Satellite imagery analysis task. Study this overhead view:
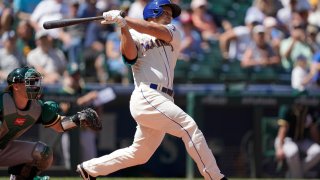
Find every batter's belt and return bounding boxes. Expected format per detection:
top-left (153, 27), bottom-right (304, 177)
top-left (139, 82), bottom-right (174, 97)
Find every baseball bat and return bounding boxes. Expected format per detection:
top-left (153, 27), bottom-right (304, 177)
top-left (43, 16), bottom-right (103, 29)
top-left (43, 11), bottom-right (126, 29)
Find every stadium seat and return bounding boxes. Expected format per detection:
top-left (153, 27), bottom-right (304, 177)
top-left (249, 67), bottom-right (277, 84)
top-left (174, 60), bottom-right (190, 83)
top-left (188, 63), bottom-right (218, 83)
top-left (219, 60), bottom-right (248, 82)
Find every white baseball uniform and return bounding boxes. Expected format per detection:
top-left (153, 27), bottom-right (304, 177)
top-left (81, 24), bottom-right (225, 180)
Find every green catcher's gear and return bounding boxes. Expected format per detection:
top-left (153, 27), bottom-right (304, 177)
top-left (7, 67), bottom-right (29, 85)
top-left (6, 67), bottom-right (43, 99)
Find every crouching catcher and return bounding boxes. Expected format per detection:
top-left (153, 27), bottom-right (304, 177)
top-left (0, 67), bottom-right (102, 180)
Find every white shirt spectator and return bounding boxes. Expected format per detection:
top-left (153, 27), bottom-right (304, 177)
top-left (30, 0), bottom-right (69, 38)
top-left (229, 26), bottom-right (252, 61)
top-left (291, 62), bottom-right (309, 91)
top-left (127, 0), bottom-right (147, 19)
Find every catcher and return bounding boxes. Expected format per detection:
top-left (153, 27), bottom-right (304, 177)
top-left (0, 67), bottom-right (102, 180)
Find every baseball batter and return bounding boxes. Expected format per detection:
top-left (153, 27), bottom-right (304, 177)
top-left (0, 67), bottom-right (101, 180)
top-left (77, 1), bottom-right (227, 180)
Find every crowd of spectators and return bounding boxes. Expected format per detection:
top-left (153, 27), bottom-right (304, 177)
top-left (0, 0), bottom-right (320, 93)
top-left (0, 0), bottom-right (320, 176)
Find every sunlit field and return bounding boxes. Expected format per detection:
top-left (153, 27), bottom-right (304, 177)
top-left (0, 178), bottom-right (317, 180)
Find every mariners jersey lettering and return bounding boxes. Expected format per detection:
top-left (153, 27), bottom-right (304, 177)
top-left (130, 24), bottom-right (181, 89)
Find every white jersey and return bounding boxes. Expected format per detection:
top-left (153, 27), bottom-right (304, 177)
top-left (129, 24), bottom-right (181, 89)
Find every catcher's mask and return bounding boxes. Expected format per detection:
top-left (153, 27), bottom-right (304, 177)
top-left (7, 67), bottom-right (43, 99)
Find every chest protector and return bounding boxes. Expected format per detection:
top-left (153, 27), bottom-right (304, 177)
top-left (0, 93), bottom-right (41, 149)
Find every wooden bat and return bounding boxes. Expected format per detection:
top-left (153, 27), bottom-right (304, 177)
top-left (43, 11), bottom-right (126, 29)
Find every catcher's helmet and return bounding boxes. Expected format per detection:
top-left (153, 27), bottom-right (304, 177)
top-left (143, 0), bottom-right (181, 20)
top-left (7, 67), bottom-right (29, 85)
top-left (7, 67), bottom-right (43, 99)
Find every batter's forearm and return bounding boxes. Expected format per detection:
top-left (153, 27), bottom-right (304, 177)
top-left (121, 27), bottom-right (137, 60)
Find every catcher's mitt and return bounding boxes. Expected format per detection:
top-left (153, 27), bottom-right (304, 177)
top-left (77, 108), bottom-right (102, 131)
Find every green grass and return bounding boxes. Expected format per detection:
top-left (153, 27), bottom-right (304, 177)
top-left (0, 178), bottom-right (317, 180)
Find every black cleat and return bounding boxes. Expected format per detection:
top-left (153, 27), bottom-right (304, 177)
top-left (76, 164), bottom-right (96, 180)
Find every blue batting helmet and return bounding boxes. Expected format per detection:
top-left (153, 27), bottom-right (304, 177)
top-left (143, 0), bottom-right (181, 20)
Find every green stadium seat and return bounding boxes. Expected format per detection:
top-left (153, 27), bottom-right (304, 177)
top-left (174, 60), bottom-right (190, 83)
top-left (219, 60), bottom-right (248, 82)
top-left (249, 67), bottom-right (277, 83)
top-left (188, 64), bottom-right (218, 83)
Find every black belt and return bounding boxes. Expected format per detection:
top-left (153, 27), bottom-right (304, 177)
top-left (149, 83), bottom-right (174, 97)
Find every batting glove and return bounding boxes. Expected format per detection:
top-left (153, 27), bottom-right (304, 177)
top-left (102, 10), bottom-right (126, 28)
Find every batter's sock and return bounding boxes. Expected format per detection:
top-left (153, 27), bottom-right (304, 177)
top-left (76, 163), bottom-right (96, 180)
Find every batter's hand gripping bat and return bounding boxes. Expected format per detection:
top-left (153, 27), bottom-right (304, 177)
top-left (43, 11), bottom-right (126, 29)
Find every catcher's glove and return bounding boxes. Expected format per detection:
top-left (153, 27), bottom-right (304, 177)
top-left (77, 108), bottom-right (102, 131)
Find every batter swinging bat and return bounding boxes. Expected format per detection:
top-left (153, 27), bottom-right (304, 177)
top-left (43, 11), bottom-right (126, 29)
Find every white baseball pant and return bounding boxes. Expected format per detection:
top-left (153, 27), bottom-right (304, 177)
top-left (82, 83), bottom-right (224, 180)
top-left (275, 137), bottom-right (320, 178)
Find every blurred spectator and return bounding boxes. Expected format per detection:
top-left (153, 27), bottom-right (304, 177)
top-left (77, 0), bottom-right (98, 18)
top-left (307, 50), bottom-right (320, 89)
top-left (30, 0), bottom-right (69, 42)
top-left (82, 20), bottom-right (111, 84)
top-left (291, 54), bottom-right (311, 92)
top-left (280, 20), bottom-right (313, 72)
top-left (277, 0), bottom-right (311, 33)
top-left (0, 30), bottom-right (24, 82)
top-left (241, 25), bottom-right (280, 70)
top-left (275, 103), bottom-right (320, 178)
top-left (27, 30), bottom-right (67, 84)
top-left (13, 0), bottom-right (41, 21)
top-left (105, 26), bottom-right (129, 84)
top-left (127, 0), bottom-right (148, 19)
top-left (244, 0), bottom-right (272, 22)
top-left (308, 0), bottom-right (320, 27)
top-left (245, 0), bottom-right (278, 24)
top-left (263, 16), bottom-right (286, 55)
top-left (179, 10), bottom-right (204, 61)
top-left (0, 0), bottom-right (14, 34)
top-left (190, 0), bottom-right (221, 41)
top-left (306, 24), bottom-right (320, 53)
top-left (63, 0), bottom-right (85, 65)
top-left (15, 20), bottom-right (36, 58)
top-left (219, 14), bottom-right (260, 62)
top-left (59, 64), bottom-right (99, 167)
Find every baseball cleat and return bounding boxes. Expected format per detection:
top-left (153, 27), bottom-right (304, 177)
top-left (76, 164), bottom-right (96, 180)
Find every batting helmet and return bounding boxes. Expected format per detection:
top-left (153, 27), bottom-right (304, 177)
top-left (143, 0), bottom-right (181, 20)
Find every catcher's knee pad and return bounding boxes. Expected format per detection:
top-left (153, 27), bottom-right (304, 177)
top-left (32, 141), bottom-right (53, 171)
top-left (8, 141), bottom-right (53, 179)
